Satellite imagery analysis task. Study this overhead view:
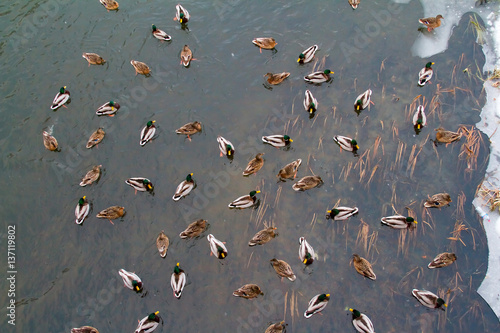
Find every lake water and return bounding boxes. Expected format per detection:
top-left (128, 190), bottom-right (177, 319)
top-left (1, 0), bottom-right (499, 332)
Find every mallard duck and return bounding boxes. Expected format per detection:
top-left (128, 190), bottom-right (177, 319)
top-left (50, 86), bottom-right (70, 110)
top-left (262, 135), bottom-right (293, 148)
top-left (326, 206), bottom-right (359, 220)
top-left (179, 219), bottom-right (208, 239)
top-left (130, 60), bottom-right (151, 76)
top-left (417, 62), bottom-right (434, 86)
top-left (175, 4), bottom-right (190, 24)
top-left (152, 25), bottom-right (171, 41)
top-left (428, 252), bottom-right (457, 269)
top-left (233, 284), bottom-right (263, 299)
top-left (298, 45), bottom-right (318, 64)
top-left (299, 237), bottom-right (315, 265)
top-left (173, 173), bottom-right (195, 201)
top-left (304, 293), bottom-right (330, 318)
top-left (180, 45), bottom-right (193, 67)
top-left (354, 89), bottom-right (373, 111)
top-left (228, 190), bottom-right (260, 209)
top-left (424, 192), bottom-right (452, 208)
top-left (42, 131), bottom-right (59, 151)
top-left (277, 159), bottom-right (302, 180)
top-left (217, 135), bottom-right (235, 157)
top-left (412, 289), bottom-right (447, 309)
top-left (140, 121), bottom-right (156, 146)
top-left (265, 321), bottom-right (285, 333)
top-left (304, 69), bottom-right (333, 84)
top-left (349, 0), bottom-right (361, 9)
top-left (207, 234), bottom-right (228, 259)
top-left (156, 231), bottom-right (169, 258)
top-left (333, 135), bottom-right (359, 152)
top-left (270, 258), bottom-right (296, 281)
top-left (80, 165), bottom-right (101, 186)
top-left (435, 127), bottom-right (462, 144)
top-left (82, 52), bottom-right (105, 66)
top-left (252, 37), bottom-right (277, 52)
top-left (176, 121), bottom-right (202, 140)
top-left (413, 105), bottom-right (427, 129)
top-left (352, 254), bottom-right (376, 280)
top-left (126, 177), bottom-right (154, 194)
top-left (96, 101), bottom-right (120, 116)
top-left (86, 128), bottom-right (105, 149)
top-left (349, 308), bottom-right (375, 333)
top-left (75, 196), bottom-right (90, 225)
top-left (118, 268), bottom-right (143, 292)
top-left (304, 90), bottom-right (318, 114)
top-left (96, 206), bottom-right (124, 224)
top-left (100, 0), bottom-right (119, 11)
top-left (170, 263), bottom-right (186, 298)
top-left (71, 327), bottom-right (99, 333)
top-left (248, 226), bottom-right (277, 246)
top-left (381, 215), bottom-right (417, 229)
top-left (264, 72), bottom-right (290, 85)
top-left (292, 175), bottom-right (323, 191)
top-left (135, 312), bottom-right (162, 333)
top-left (419, 15), bottom-right (444, 32)
top-left (243, 153), bottom-right (265, 176)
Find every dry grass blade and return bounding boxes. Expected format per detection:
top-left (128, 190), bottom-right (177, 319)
top-left (468, 14), bottom-right (486, 45)
top-left (356, 220), bottom-right (370, 253)
top-left (448, 220), bottom-right (468, 247)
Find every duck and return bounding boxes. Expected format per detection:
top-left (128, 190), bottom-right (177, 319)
top-left (217, 135), bottom-right (235, 157)
top-left (349, 0), bottom-right (361, 9)
top-left (381, 215), bottom-right (417, 229)
top-left (333, 135), bottom-right (359, 152)
top-left (248, 226), bottom-right (277, 246)
top-left (262, 135), bottom-right (292, 148)
top-left (417, 62), bottom-right (434, 86)
top-left (96, 101), bottom-right (120, 116)
top-left (151, 25), bottom-right (171, 41)
top-left (173, 173), bottom-right (195, 201)
top-left (243, 153), bottom-right (265, 176)
top-left (304, 294), bottom-right (330, 318)
top-left (252, 37), bottom-right (277, 52)
top-left (412, 289), bottom-right (447, 309)
top-left (42, 131), bottom-right (59, 151)
top-left (354, 89), bottom-right (373, 111)
top-left (352, 254), bottom-right (376, 280)
top-left (228, 190), bottom-right (260, 209)
top-left (96, 206), bottom-right (125, 224)
top-left (419, 15), bottom-right (444, 32)
top-left (170, 263), bottom-right (186, 298)
top-left (298, 45), bottom-right (318, 63)
top-left (265, 321), bottom-right (285, 333)
top-left (424, 192), bottom-right (452, 208)
top-left (179, 219), bottom-right (208, 239)
top-left (428, 252), bottom-right (457, 269)
top-left (135, 312), bottom-right (162, 333)
top-left (176, 121), bottom-right (202, 140)
top-left (175, 4), bottom-right (190, 24)
top-left (180, 45), bottom-right (192, 67)
top-left (75, 196), bottom-right (90, 225)
top-left (86, 128), bottom-right (105, 149)
top-left (326, 206), bottom-right (359, 220)
top-left (233, 284), bottom-right (264, 299)
top-left (270, 258), bottom-right (296, 281)
top-left (80, 165), bottom-right (102, 186)
top-left (118, 269), bottom-right (143, 292)
top-left (304, 90), bottom-right (318, 114)
top-left (299, 237), bottom-right (315, 265)
top-left (264, 72), bottom-right (290, 85)
top-left (207, 234), bottom-right (228, 259)
top-left (292, 175), bottom-right (323, 191)
top-left (100, 0), bottom-right (119, 11)
top-left (278, 159), bottom-right (302, 180)
top-left (156, 231), bottom-right (169, 258)
top-left (349, 308), bottom-right (375, 333)
top-left (126, 177), bottom-right (154, 194)
top-left (435, 127), bottom-right (462, 144)
top-left (71, 327), bottom-right (99, 333)
top-left (130, 60), bottom-right (151, 76)
top-left (140, 121), bottom-right (156, 146)
top-left (413, 105), bottom-right (427, 129)
top-left (82, 52), bottom-right (105, 66)
top-left (304, 69), bottom-right (333, 84)
top-left (50, 86), bottom-right (70, 110)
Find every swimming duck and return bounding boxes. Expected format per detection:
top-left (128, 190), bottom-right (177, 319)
top-left (265, 321), bottom-right (285, 333)
top-left (417, 62), bottom-right (434, 86)
top-left (304, 69), bottom-right (333, 84)
top-left (130, 60), bottom-right (151, 76)
top-left (270, 258), bottom-right (296, 281)
top-left (179, 219), bottom-right (208, 239)
top-left (82, 52), bottom-right (105, 66)
top-left (304, 90), bottom-right (318, 114)
top-left (50, 86), bottom-right (70, 110)
top-left (264, 72), bottom-right (290, 85)
top-left (349, 0), bottom-right (361, 9)
top-left (435, 127), bottom-right (462, 144)
top-left (299, 237), bottom-right (315, 265)
top-left (126, 177), bottom-right (154, 194)
top-left (96, 101), bottom-right (120, 116)
top-left (381, 215), bottom-right (417, 229)
top-left (175, 4), bottom-right (190, 24)
top-left (140, 121), bottom-right (156, 146)
top-left (354, 89), bottom-right (373, 111)
top-left (86, 128), bottom-right (105, 149)
top-left (42, 131), bottom-right (59, 151)
top-left (349, 308), bottom-right (375, 333)
top-left (326, 206), bottom-right (359, 220)
top-left (207, 234), bottom-right (228, 259)
top-left (80, 165), bottom-right (101, 186)
top-left (173, 173), bottom-right (195, 201)
top-left (170, 263), bottom-right (186, 298)
top-left (217, 135), bottom-right (235, 157)
top-left (278, 159), bottom-right (302, 180)
top-left (118, 269), bottom-right (143, 292)
top-left (333, 135), bottom-right (359, 152)
top-left (298, 45), bottom-right (318, 63)
top-left (71, 327), bottom-right (99, 333)
top-left (156, 231), bottom-right (169, 258)
top-left (233, 284), bottom-right (264, 299)
top-left (412, 289), bottom-right (447, 309)
top-left (413, 105), bottom-right (427, 129)
top-left (352, 254), bottom-right (376, 280)
top-left (100, 0), bottom-right (119, 11)
top-left (96, 206), bottom-right (125, 224)
top-left (419, 15), bottom-right (444, 32)
top-left (304, 293), bottom-right (330, 318)
top-left (75, 196), bottom-right (90, 225)
top-left (180, 45), bottom-right (193, 67)
top-left (176, 121), bottom-right (202, 140)
top-left (292, 175), bottom-right (323, 191)
top-left (262, 135), bottom-right (293, 148)
top-left (228, 190), bottom-right (260, 209)
top-left (135, 312), bottom-right (162, 333)
top-left (152, 25), bottom-right (171, 41)
top-left (248, 226), bottom-right (277, 246)
top-left (428, 252), bottom-right (457, 269)
top-left (243, 153), bottom-right (265, 176)
top-left (252, 37), bottom-right (277, 52)
top-left (424, 192), bottom-right (452, 208)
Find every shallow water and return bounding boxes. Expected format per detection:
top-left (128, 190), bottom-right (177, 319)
top-left (0, 0), bottom-right (499, 332)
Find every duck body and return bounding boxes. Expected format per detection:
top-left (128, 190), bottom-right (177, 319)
top-left (82, 52), bottom-right (105, 66)
top-left (428, 252), bottom-right (457, 269)
top-left (96, 206), bottom-right (125, 221)
top-left (304, 293), bottom-right (330, 318)
top-left (135, 312), bottom-right (161, 333)
top-left (350, 308), bottom-right (375, 333)
top-left (126, 177), bottom-right (154, 193)
top-left (412, 289), bottom-right (447, 309)
top-left (96, 101), bottom-right (120, 116)
top-left (435, 127), bottom-right (462, 143)
top-left (170, 263), bottom-right (186, 298)
top-left (278, 159), bottom-right (302, 179)
top-left (71, 327), bottom-right (99, 333)
top-left (243, 153), bottom-right (265, 176)
top-left (131, 60), bottom-right (151, 76)
top-left (248, 226), bottom-right (277, 246)
top-left (100, 0), bottom-right (119, 11)
top-left (262, 135), bottom-right (292, 148)
top-left (418, 62), bottom-right (434, 86)
top-left (233, 284), bottom-right (263, 299)
top-left (352, 254), bottom-right (376, 280)
top-left (152, 25), bottom-right (171, 41)
top-left (265, 72), bottom-right (290, 85)
top-left (118, 268), bottom-right (143, 292)
top-left (304, 90), bottom-right (318, 114)
top-left (326, 206), bottom-right (359, 220)
top-left (180, 45), bottom-right (193, 67)
top-left (173, 173), bottom-right (195, 201)
top-left (86, 128), bottom-right (105, 149)
top-left (299, 237), bottom-right (315, 265)
top-left (75, 196), bottom-right (90, 225)
top-left (43, 131), bottom-right (59, 151)
top-left (252, 37), bottom-right (277, 50)
top-left (265, 321), bottom-right (285, 333)
top-left (381, 215), bottom-right (417, 229)
top-left (292, 175), bottom-right (323, 191)
top-left (334, 135), bottom-right (359, 152)
top-left (228, 190), bottom-right (260, 209)
top-left (207, 234), bottom-right (228, 259)
top-left (176, 121), bottom-right (202, 138)
top-left (80, 165), bottom-right (101, 186)
top-left (413, 105), bottom-right (427, 129)
top-left (304, 69), bottom-right (333, 84)
top-left (298, 45), bottom-right (318, 63)
top-left (179, 219), bottom-right (207, 239)
top-left (175, 4), bottom-right (190, 24)
top-left (354, 89), bottom-right (372, 111)
top-left (419, 15), bottom-right (444, 32)
top-left (424, 192), bottom-right (452, 208)
top-left (156, 231), bottom-right (169, 258)
top-left (51, 86), bottom-right (70, 110)
top-left (349, 0), bottom-right (361, 9)
top-left (217, 135), bottom-right (235, 157)
top-left (140, 121), bottom-right (156, 146)
top-left (270, 258), bottom-right (296, 281)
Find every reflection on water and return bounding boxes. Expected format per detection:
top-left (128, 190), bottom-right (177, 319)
top-left (0, 0), bottom-right (499, 332)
